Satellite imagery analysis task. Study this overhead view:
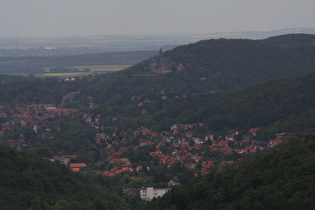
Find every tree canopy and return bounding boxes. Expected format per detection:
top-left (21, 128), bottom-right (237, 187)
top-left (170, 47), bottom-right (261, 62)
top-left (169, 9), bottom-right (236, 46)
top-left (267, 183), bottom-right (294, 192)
top-left (0, 146), bottom-right (125, 209)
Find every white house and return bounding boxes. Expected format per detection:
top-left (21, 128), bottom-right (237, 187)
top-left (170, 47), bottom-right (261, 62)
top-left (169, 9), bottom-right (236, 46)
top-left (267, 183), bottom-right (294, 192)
top-left (140, 187), bottom-right (170, 201)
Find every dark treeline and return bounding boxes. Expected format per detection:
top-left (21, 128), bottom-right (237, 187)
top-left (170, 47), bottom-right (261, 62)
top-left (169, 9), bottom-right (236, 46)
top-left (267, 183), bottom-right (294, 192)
top-left (0, 76), bottom-right (87, 105)
top-left (0, 146), bottom-right (125, 209)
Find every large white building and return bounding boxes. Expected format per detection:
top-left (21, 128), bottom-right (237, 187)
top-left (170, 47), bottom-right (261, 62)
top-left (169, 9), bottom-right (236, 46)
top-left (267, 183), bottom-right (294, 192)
top-left (140, 187), bottom-right (170, 201)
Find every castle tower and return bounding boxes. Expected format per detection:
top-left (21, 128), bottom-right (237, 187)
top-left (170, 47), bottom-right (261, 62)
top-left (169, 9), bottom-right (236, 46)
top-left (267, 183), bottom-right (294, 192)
top-left (159, 48), bottom-right (163, 58)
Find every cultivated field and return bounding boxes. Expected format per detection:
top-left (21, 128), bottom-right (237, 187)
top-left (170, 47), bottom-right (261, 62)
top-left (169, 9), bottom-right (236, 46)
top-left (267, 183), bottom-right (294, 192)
top-left (71, 65), bottom-right (131, 72)
top-left (42, 65), bottom-right (131, 77)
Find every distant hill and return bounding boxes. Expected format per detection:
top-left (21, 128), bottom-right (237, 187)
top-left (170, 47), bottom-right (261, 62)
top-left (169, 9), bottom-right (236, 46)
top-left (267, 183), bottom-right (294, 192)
top-left (80, 34), bottom-right (315, 138)
top-left (261, 33), bottom-right (315, 63)
top-left (164, 34), bottom-right (315, 91)
top-left (88, 34), bottom-right (315, 104)
top-left (261, 33), bottom-right (315, 47)
top-left (143, 135), bottom-right (315, 209)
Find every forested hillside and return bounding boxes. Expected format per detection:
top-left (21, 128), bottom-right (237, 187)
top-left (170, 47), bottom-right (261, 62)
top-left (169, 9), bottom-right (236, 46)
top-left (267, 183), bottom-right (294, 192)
top-left (261, 33), bottom-right (315, 63)
top-left (0, 146), bottom-right (125, 209)
top-left (144, 135), bottom-right (315, 209)
top-left (164, 36), bottom-right (314, 90)
top-left (85, 34), bottom-right (315, 104)
top-left (0, 76), bottom-right (86, 105)
top-left (151, 71), bottom-right (315, 138)
top-left (83, 71), bottom-right (315, 139)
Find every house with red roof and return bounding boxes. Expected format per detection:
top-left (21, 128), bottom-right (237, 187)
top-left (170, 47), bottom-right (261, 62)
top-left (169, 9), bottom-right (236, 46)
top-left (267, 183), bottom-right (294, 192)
top-left (192, 155), bottom-right (201, 163)
top-left (136, 165), bottom-right (143, 172)
top-left (70, 163), bottom-right (87, 171)
top-left (220, 160), bottom-right (234, 167)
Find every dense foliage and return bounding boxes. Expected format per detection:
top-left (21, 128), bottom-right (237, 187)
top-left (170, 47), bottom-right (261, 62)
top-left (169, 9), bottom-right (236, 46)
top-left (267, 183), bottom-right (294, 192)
top-left (83, 71), bottom-right (315, 139)
top-left (31, 116), bottom-right (98, 162)
top-left (0, 146), bottom-right (125, 209)
top-left (165, 37), bottom-right (314, 90)
top-left (0, 75), bottom-right (88, 105)
top-left (153, 72), bottom-right (315, 138)
top-left (85, 34), bottom-right (315, 105)
top-left (144, 135), bottom-right (315, 209)
top-left (75, 34), bottom-right (315, 136)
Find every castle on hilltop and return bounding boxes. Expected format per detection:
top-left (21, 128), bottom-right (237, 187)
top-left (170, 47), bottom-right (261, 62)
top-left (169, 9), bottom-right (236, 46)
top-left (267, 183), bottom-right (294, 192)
top-left (149, 48), bottom-right (172, 75)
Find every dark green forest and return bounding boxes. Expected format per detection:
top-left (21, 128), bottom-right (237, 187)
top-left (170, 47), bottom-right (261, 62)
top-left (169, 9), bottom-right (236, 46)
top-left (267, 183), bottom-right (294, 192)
top-left (74, 34), bottom-right (315, 105)
top-left (81, 71), bottom-right (315, 139)
top-left (144, 135), bottom-right (315, 210)
top-left (164, 36), bottom-right (314, 91)
top-left (0, 77), bottom-right (85, 105)
top-left (79, 34), bottom-right (315, 116)
top-left (0, 146), bottom-right (126, 209)
top-left (150, 72), bottom-right (315, 138)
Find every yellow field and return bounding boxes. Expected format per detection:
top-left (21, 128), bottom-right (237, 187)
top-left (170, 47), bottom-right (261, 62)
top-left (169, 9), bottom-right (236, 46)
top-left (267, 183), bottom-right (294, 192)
top-left (42, 65), bottom-right (131, 77)
top-left (42, 72), bottom-right (91, 77)
top-left (72, 65), bottom-right (131, 72)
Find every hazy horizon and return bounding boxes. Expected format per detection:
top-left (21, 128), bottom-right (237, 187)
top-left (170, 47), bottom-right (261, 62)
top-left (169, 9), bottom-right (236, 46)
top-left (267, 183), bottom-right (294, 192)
top-left (1, 0), bottom-right (315, 37)
top-left (0, 27), bottom-right (314, 39)
top-left (1, 27), bottom-right (315, 52)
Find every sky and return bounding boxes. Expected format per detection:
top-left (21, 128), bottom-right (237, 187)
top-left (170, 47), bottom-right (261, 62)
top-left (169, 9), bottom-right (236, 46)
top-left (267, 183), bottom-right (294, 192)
top-left (1, 0), bottom-right (315, 37)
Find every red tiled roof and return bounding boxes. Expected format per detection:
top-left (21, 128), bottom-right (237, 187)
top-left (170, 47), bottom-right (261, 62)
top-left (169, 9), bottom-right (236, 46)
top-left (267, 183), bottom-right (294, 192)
top-left (70, 163), bottom-right (87, 168)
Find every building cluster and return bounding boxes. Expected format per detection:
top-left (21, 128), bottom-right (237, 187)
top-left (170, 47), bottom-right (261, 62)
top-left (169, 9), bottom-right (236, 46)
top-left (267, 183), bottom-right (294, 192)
top-left (0, 86), bottom-right (288, 189)
top-left (0, 83), bottom-right (292, 202)
top-left (0, 86), bottom-right (287, 178)
top-left (149, 48), bottom-right (172, 75)
top-left (83, 106), bottom-right (287, 176)
top-left (0, 103), bottom-right (78, 148)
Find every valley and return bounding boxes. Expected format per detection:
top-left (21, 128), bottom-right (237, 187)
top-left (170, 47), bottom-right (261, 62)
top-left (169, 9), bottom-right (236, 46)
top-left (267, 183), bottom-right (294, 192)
top-left (0, 33), bottom-right (315, 209)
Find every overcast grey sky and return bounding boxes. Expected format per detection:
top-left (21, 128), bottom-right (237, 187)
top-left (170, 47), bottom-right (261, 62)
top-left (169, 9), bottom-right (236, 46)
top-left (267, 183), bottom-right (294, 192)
top-left (1, 0), bottom-right (315, 37)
